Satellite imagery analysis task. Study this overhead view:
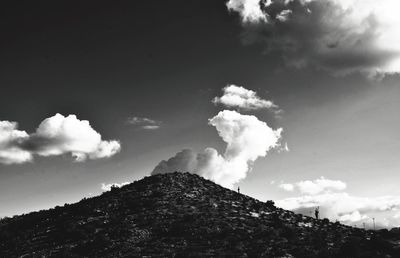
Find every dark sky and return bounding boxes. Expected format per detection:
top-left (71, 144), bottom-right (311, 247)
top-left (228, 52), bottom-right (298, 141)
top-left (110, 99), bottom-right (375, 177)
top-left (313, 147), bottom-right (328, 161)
top-left (1, 0), bottom-right (233, 122)
top-left (1, 0), bottom-right (400, 227)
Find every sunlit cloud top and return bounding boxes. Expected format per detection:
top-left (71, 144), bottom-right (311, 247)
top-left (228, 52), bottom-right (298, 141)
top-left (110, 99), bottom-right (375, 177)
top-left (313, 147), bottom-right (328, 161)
top-left (226, 0), bottom-right (400, 77)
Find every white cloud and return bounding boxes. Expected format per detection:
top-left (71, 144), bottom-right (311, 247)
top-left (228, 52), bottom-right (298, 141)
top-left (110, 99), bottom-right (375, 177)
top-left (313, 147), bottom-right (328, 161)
top-left (88, 140), bottom-right (121, 160)
top-left (101, 181), bottom-right (130, 191)
top-left (0, 114), bottom-right (121, 164)
top-left (296, 177), bottom-right (347, 195)
top-left (126, 116), bottom-right (161, 130)
top-left (152, 110), bottom-right (282, 189)
top-left (152, 149), bottom-right (198, 175)
top-left (284, 142), bottom-right (289, 152)
top-left (279, 177), bottom-right (347, 195)
top-left (213, 84), bottom-right (280, 112)
top-left (276, 9), bottom-right (292, 22)
top-left (226, 0), bottom-right (268, 23)
top-left (276, 183), bottom-right (400, 228)
top-left (30, 114), bottom-right (121, 161)
top-left (276, 142), bottom-right (290, 153)
top-left (0, 121), bottom-right (32, 164)
top-left (279, 183), bottom-right (294, 191)
top-left (339, 211), bottom-right (368, 223)
top-left (226, 0), bottom-right (400, 77)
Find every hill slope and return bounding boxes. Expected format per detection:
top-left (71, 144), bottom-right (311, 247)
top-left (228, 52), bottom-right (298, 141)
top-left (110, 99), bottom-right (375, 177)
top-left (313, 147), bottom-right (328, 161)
top-left (1, 172), bottom-right (399, 257)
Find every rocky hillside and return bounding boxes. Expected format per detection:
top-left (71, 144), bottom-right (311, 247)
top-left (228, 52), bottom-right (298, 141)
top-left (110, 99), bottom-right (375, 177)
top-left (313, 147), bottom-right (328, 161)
top-left (1, 172), bottom-right (400, 257)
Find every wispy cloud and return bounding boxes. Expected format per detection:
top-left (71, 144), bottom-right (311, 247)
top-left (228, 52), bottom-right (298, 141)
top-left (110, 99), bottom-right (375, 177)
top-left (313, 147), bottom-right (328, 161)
top-left (126, 116), bottom-right (162, 130)
top-left (0, 114), bottom-right (121, 164)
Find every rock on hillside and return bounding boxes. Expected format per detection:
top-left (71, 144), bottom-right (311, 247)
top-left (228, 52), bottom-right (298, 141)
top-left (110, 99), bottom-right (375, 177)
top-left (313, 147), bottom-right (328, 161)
top-left (1, 172), bottom-right (400, 257)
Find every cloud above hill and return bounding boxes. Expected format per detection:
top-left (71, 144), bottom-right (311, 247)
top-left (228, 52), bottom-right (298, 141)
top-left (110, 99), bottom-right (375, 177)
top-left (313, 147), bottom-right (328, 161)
top-left (213, 84), bottom-right (281, 114)
top-left (276, 177), bottom-right (400, 228)
top-left (0, 114), bottom-right (121, 164)
top-left (226, 0), bottom-right (400, 77)
top-left (152, 149), bottom-right (198, 176)
top-left (101, 181), bottom-right (130, 191)
top-left (279, 177), bottom-right (347, 195)
top-left (277, 192), bottom-right (400, 227)
top-left (152, 110), bottom-right (282, 188)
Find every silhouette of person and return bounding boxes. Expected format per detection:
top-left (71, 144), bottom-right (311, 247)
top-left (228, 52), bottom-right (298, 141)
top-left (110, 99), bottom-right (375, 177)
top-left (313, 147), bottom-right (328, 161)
top-left (237, 186), bottom-right (240, 194)
top-left (315, 206), bottom-right (319, 219)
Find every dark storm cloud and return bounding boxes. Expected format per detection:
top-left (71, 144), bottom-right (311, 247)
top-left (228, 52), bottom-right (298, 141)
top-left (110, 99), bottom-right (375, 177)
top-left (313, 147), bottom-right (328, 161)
top-left (226, 0), bottom-right (400, 77)
top-left (0, 114), bottom-right (120, 164)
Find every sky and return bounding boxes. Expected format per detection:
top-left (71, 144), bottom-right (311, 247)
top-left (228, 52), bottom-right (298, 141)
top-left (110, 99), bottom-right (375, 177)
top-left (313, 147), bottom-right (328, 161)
top-left (1, 0), bottom-right (400, 228)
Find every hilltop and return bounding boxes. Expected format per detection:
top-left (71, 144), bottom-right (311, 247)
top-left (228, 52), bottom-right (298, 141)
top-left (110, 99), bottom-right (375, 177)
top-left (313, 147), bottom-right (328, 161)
top-left (1, 172), bottom-right (400, 257)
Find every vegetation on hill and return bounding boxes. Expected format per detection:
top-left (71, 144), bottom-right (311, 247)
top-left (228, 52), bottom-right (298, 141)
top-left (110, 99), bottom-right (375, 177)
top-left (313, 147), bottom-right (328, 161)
top-left (1, 172), bottom-right (400, 257)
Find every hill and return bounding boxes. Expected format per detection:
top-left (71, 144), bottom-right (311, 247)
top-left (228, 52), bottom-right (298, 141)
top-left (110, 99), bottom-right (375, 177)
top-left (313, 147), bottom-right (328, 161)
top-left (1, 172), bottom-right (400, 257)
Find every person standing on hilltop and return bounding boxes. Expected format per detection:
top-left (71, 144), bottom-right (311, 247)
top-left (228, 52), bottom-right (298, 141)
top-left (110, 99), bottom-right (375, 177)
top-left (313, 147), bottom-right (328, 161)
top-left (315, 206), bottom-right (320, 220)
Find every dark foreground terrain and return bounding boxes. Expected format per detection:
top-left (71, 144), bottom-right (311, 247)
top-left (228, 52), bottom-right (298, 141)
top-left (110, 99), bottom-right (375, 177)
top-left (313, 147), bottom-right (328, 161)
top-left (1, 172), bottom-right (400, 257)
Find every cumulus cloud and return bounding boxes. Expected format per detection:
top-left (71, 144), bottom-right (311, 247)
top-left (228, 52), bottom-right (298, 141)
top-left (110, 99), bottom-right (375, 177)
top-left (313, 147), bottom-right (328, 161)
top-left (276, 178), bottom-right (400, 228)
top-left (226, 0), bottom-right (400, 77)
top-left (126, 116), bottom-right (162, 130)
top-left (101, 181), bottom-right (130, 191)
top-left (0, 121), bottom-right (32, 164)
top-left (152, 110), bottom-right (282, 188)
top-left (296, 177), bottom-right (346, 195)
top-left (277, 192), bottom-right (400, 227)
top-left (213, 84), bottom-right (281, 113)
top-left (226, 0), bottom-right (267, 23)
top-left (339, 211), bottom-right (367, 223)
top-left (152, 149), bottom-right (198, 175)
top-left (279, 177), bottom-right (347, 195)
top-left (0, 114), bottom-right (121, 164)
top-left (279, 183), bottom-right (294, 191)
